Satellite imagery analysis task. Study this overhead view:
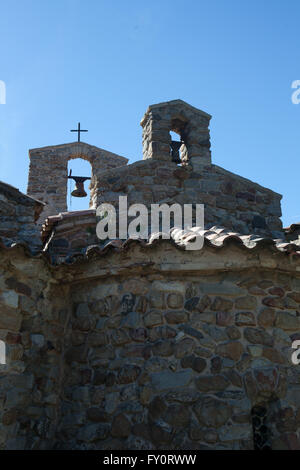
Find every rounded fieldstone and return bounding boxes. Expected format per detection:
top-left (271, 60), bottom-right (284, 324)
top-left (181, 355), bottom-right (195, 369)
top-left (258, 308), bottom-right (276, 328)
top-left (174, 338), bottom-right (195, 358)
top-left (194, 397), bottom-right (231, 427)
top-left (167, 293), bottom-right (184, 309)
top-left (149, 291), bottom-right (165, 309)
top-left (73, 316), bottom-right (95, 332)
top-left (184, 297), bottom-right (200, 312)
top-left (111, 329), bottom-right (130, 345)
top-left (71, 331), bottom-right (86, 346)
top-left (216, 312), bottom-right (233, 326)
top-left (136, 296), bottom-right (148, 313)
top-left (93, 370), bottom-right (106, 385)
top-left (164, 404), bottom-right (191, 427)
top-left (77, 423), bottom-right (110, 442)
top-left (211, 297), bottom-right (233, 312)
top-left (140, 386), bottom-right (152, 405)
top-left (144, 310), bottom-right (163, 328)
top-left (148, 396), bottom-right (167, 419)
top-left (129, 328), bottom-right (148, 342)
top-left (132, 423), bottom-right (151, 441)
top-left (105, 373), bottom-right (116, 387)
top-left (118, 365), bottom-right (141, 384)
top-left (216, 341), bottom-right (244, 361)
top-left (111, 413), bottom-right (131, 438)
top-left (235, 312), bottom-right (256, 327)
top-left (287, 292), bottom-right (300, 303)
top-left (262, 297), bottom-right (285, 309)
top-left (275, 312), bottom-right (300, 331)
top-left (152, 339), bottom-right (174, 357)
top-left (149, 325), bottom-right (177, 341)
top-left (165, 311), bottom-right (188, 324)
top-left (195, 374), bottom-right (230, 392)
top-left (225, 369), bottom-right (243, 388)
top-left (226, 326), bottom-right (241, 340)
top-left (88, 331), bottom-right (109, 347)
top-left (65, 345), bottom-right (88, 364)
top-left (248, 286), bottom-right (266, 296)
top-left (244, 328), bottom-right (274, 347)
top-left (268, 287), bottom-right (285, 297)
top-left (164, 389), bottom-right (200, 404)
top-left (193, 357), bottom-right (206, 373)
top-left (86, 408), bottom-right (109, 422)
top-left (194, 346), bottom-right (213, 358)
top-left (197, 295), bottom-right (212, 313)
top-left (211, 356), bottom-right (222, 374)
top-left (2, 409), bottom-right (17, 425)
top-left (149, 423), bottom-right (172, 446)
top-left (235, 296), bottom-right (257, 310)
top-left (262, 347), bottom-right (285, 364)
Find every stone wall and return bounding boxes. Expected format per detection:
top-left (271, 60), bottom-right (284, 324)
top-left (0, 239), bottom-right (299, 450)
top-left (54, 241), bottom-right (300, 450)
top-left (0, 181), bottom-right (44, 251)
top-left (0, 245), bottom-right (70, 449)
top-left (27, 142), bottom-right (128, 225)
top-left (94, 158), bottom-right (283, 238)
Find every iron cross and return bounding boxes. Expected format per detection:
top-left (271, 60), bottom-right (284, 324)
top-left (70, 122), bottom-right (88, 142)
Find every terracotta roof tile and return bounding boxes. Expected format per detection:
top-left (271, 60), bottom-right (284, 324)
top-left (3, 223), bottom-right (300, 265)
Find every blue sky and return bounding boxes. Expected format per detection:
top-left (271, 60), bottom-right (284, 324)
top-left (0, 0), bottom-right (299, 225)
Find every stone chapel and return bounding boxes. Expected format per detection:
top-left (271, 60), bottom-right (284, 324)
top-left (0, 100), bottom-right (299, 450)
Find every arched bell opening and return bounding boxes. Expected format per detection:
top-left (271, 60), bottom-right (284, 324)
top-left (169, 117), bottom-right (188, 166)
top-left (67, 157), bottom-right (92, 211)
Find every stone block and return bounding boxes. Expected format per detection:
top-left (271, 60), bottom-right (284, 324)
top-left (144, 310), bottom-right (163, 327)
top-left (1, 291), bottom-right (19, 309)
top-left (211, 297), bottom-right (233, 312)
top-left (275, 312), bottom-right (300, 331)
top-left (174, 338), bottom-right (195, 358)
top-left (235, 296), bottom-right (257, 310)
top-left (216, 341), bottom-right (243, 361)
top-left (195, 374), bottom-right (230, 392)
top-left (165, 310), bottom-right (188, 324)
top-left (193, 397), bottom-right (231, 427)
top-left (151, 369), bottom-right (193, 391)
top-left (77, 423), bottom-right (109, 442)
top-left (235, 312), bottom-right (256, 327)
top-left (0, 306), bottom-right (22, 332)
top-left (111, 414), bottom-right (131, 438)
top-left (219, 424), bottom-right (251, 441)
top-left (244, 327), bottom-right (274, 346)
top-left (258, 308), bottom-right (276, 328)
top-left (167, 293), bottom-right (184, 309)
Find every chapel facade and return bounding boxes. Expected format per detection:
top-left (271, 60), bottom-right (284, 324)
top-left (0, 100), bottom-right (299, 450)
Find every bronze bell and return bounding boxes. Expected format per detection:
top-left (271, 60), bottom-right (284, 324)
top-left (71, 177), bottom-right (88, 198)
top-left (170, 140), bottom-right (183, 164)
top-left (68, 171), bottom-right (91, 198)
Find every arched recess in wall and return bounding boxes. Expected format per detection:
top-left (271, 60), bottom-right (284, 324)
top-left (251, 403), bottom-right (272, 450)
top-left (251, 396), bottom-right (286, 450)
top-left (169, 116), bottom-right (188, 166)
top-left (67, 156), bottom-right (93, 211)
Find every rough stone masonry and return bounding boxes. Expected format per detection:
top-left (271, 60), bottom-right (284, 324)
top-left (0, 99), bottom-right (299, 450)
